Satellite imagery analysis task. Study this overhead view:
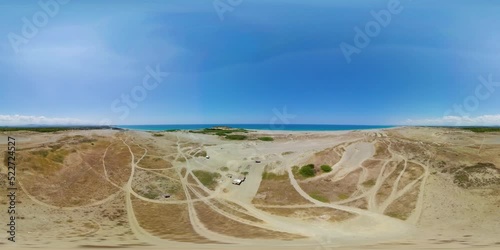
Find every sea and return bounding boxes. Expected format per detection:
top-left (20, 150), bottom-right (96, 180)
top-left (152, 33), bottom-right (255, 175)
top-left (116, 124), bottom-right (394, 132)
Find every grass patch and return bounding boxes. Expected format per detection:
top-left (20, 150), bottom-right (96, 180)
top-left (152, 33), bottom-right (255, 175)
top-left (337, 193), bottom-right (349, 200)
top-left (299, 164), bottom-right (315, 178)
top-left (190, 127), bottom-right (248, 135)
top-left (152, 133), bottom-right (164, 137)
top-left (31, 150), bottom-right (49, 157)
top-left (192, 170), bottom-right (221, 190)
top-left (49, 151), bottom-right (67, 164)
top-left (309, 192), bottom-right (329, 203)
top-left (362, 179), bottom-right (376, 188)
top-left (459, 127), bottom-right (500, 133)
top-left (386, 212), bottom-right (406, 220)
top-left (225, 134), bottom-right (247, 140)
top-left (143, 189), bottom-right (160, 200)
top-left (262, 171), bottom-right (288, 180)
top-left (258, 137), bottom-right (274, 141)
top-left (452, 162), bottom-right (500, 188)
top-left (320, 164), bottom-right (332, 172)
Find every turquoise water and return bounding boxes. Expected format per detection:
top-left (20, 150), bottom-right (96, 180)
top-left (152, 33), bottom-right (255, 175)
top-left (117, 124), bottom-right (395, 131)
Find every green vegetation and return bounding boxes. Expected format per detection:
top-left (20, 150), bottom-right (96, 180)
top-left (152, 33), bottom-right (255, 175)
top-left (49, 153), bottom-right (66, 164)
top-left (337, 193), bottom-right (349, 200)
top-left (225, 134), bottom-right (248, 140)
top-left (220, 166), bottom-right (229, 171)
top-left (386, 212), bottom-right (406, 220)
top-left (241, 171), bottom-right (249, 176)
top-left (299, 164), bottom-right (316, 178)
top-left (143, 184), bottom-right (161, 199)
top-left (31, 150), bottom-right (49, 157)
top-left (30, 147), bottom-right (69, 164)
top-left (192, 170), bottom-right (221, 189)
top-left (190, 127), bottom-right (248, 135)
top-left (362, 179), bottom-right (376, 188)
top-left (164, 129), bottom-right (180, 132)
top-left (152, 133), bottom-right (164, 137)
top-left (282, 151), bottom-right (294, 155)
top-left (309, 192), bottom-right (329, 203)
top-left (262, 171), bottom-right (288, 180)
top-left (320, 164), bottom-right (332, 172)
top-left (189, 127), bottom-right (250, 140)
top-left (453, 162), bottom-right (500, 188)
top-left (258, 137), bottom-right (274, 141)
top-left (459, 127), bottom-right (500, 133)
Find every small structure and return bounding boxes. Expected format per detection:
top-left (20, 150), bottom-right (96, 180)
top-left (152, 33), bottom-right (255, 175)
top-left (206, 156), bottom-right (210, 159)
top-left (232, 176), bottom-right (246, 185)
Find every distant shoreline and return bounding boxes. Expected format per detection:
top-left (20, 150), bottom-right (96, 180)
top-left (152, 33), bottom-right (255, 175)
top-left (116, 124), bottom-right (396, 132)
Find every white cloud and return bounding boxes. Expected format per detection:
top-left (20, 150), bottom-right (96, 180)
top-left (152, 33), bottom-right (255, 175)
top-left (0, 115), bottom-right (89, 126)
top-left (403, 114), bottom-right (500, 126)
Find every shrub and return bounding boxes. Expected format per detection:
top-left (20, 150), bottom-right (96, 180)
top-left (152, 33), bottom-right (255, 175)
top-left (299, 164), bottom-right (315, 178)
top-left (50, 153), bottom-right (66, 164)
top-left (309, 192), bottom-right (329, 202)
top-left (320, 164), bottom-right (332, 172)
top-left (262, 171), bottom-right (287, 180)
top-left (362, 179), bottom-right (376, 187)
top-left (220, 166), bottom-right (229, 171)
top-left (258, 137), bottom-right (274, 141)
top-left (193, 170), bottom-right (221, 189)
top-left (152, 133), bottom-right (164, 137)
top-left (225, 135), bottom-right (247, 140)
top-left (32, 150), bottom-right (49, 157)
top-left (337, 193), bottom-right (349, 200)
top-left (461, 127), bottom-right (500, 133)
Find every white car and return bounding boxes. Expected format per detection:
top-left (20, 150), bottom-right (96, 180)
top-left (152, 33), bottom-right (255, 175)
top-left (232, 176), bottom-right (246, 185)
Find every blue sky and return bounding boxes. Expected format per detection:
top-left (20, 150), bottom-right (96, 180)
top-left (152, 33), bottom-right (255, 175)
top-left (0, 0), bottom-right (499, 126)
